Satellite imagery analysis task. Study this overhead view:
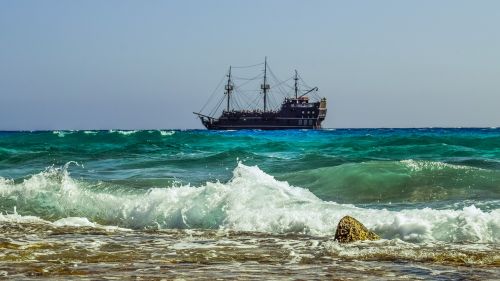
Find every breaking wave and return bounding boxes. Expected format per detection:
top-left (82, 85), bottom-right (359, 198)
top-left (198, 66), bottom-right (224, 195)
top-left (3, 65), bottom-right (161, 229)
top-left (1, 163), bottom-right (498, 243)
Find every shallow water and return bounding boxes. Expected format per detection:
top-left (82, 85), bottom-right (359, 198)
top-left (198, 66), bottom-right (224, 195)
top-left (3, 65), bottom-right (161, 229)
top-left (1, 129), bottom-right (499, 279)
top-left (1, 220), bottom-right (498, 280)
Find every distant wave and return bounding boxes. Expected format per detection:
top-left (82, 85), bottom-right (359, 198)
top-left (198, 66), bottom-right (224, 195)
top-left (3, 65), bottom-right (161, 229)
top-left (52, 130), bottom-right (75, 137)
top-left (160, 130), bottom-right (175, 136)
top-left (116, 130), bottom-right (138, 136)
top-left (279, 159), bottom-right (500, 203)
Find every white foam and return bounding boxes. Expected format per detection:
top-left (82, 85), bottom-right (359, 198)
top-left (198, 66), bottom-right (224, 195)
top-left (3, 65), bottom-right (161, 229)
top-left (117, 130), bottom-right (137, 135)
top-left (53, 217), bottom-right (96, 227)
top-left (400, 159), bottom-right (472, 172)
top-left (171, 242), bottom-right (217, 250)
top-left (323, 239), bottom-right (500, 265)
top-left (0, 211), bottom-right (49, 225)
top-left (160, 130), bottom-right (175, 136)
top-left (1, 163), bottom-right (499, 243)
top-left (52, 130), bottom-right (73, 137)
top-left (0, 208), bottom-right (128, 231)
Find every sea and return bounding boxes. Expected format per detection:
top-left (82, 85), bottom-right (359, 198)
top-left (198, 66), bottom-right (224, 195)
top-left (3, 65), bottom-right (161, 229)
top-left (0, 128), bottom-right (498, 280)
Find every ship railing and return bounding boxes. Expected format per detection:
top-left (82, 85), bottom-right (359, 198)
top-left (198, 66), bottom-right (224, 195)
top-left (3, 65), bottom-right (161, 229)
top-left (223, 109), bottom-right (280, 115)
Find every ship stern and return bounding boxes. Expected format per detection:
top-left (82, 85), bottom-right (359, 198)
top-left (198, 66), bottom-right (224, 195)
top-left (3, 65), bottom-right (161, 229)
top-left (317, 98), bottom-right (327, 128)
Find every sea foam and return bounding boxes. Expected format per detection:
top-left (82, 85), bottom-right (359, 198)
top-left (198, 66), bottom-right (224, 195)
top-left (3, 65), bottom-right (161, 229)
top-left (117, 130), bottom-right (138, 135)
top-left (160, 130), bottom-right (175, 136)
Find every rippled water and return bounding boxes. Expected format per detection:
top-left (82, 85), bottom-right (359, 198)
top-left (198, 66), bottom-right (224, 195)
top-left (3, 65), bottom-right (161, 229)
top-left (1, 129), bottom-right (499, 279)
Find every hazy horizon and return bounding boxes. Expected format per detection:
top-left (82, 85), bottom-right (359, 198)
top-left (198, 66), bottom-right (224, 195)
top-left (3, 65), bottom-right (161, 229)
top-left (1, 127), bottom-right (500, 132)
top-left (1, 0), bottom-right (500, 130)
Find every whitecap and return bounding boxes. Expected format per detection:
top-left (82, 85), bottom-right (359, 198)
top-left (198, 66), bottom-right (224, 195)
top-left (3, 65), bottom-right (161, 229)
top-left (117, 130), bottom-right (138, 135)
top-left (160, 130), bottom-right (175, 136)
top-left (52, 130), bottom-right (71, 137)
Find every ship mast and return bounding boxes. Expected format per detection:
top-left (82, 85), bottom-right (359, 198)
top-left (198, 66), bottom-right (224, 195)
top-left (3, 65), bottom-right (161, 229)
top-left (294, 70), bottom-right (298, 99)
top-left (261, 57), bottom-right (270, 112)
top-left (225, 66), bottom-right (233, 112)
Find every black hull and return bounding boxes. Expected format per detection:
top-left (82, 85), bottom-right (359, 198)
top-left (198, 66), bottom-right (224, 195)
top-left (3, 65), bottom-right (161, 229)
top-left (205, 125), bottom-right (319, 130)
top-left (201, 114), bottom-right (325, 130)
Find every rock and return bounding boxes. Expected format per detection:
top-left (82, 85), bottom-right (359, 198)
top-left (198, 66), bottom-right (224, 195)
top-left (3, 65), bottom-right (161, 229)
top-left (334, 216), bottom-right (380, 243)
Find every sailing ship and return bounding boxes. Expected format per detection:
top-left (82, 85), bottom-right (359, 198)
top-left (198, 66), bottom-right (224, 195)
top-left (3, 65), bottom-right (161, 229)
top-left (194, 58), bottom-right (327, 130)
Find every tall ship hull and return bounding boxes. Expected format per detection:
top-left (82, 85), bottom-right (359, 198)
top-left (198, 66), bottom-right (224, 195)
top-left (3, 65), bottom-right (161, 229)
top-left (194, 58), bottom-right (327, 130)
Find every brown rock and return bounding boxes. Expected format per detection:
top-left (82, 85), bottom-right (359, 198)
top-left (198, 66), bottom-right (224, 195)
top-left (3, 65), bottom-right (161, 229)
top-left (334, 216), bottom-right (380, 243)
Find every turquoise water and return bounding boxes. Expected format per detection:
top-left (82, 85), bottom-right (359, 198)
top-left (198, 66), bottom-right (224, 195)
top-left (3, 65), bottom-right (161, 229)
top-left (1, 129), bottom-right (499, 279)
top-left (2, 128), bottom-right (499, 202)
top-left (1, 128), bottom-right (499, 230)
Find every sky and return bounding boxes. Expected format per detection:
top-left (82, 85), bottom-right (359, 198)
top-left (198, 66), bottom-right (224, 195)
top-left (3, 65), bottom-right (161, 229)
top-left (1, 0), bottom-right (499, 130)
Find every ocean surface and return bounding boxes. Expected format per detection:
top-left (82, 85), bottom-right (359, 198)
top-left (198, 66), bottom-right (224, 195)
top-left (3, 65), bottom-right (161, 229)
top-left (0, 128), bottom-right (499, 280)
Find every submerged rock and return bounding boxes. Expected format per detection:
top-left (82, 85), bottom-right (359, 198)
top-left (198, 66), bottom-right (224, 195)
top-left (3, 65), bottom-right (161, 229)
top-left (334, 216), bottom-right (380, 243)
